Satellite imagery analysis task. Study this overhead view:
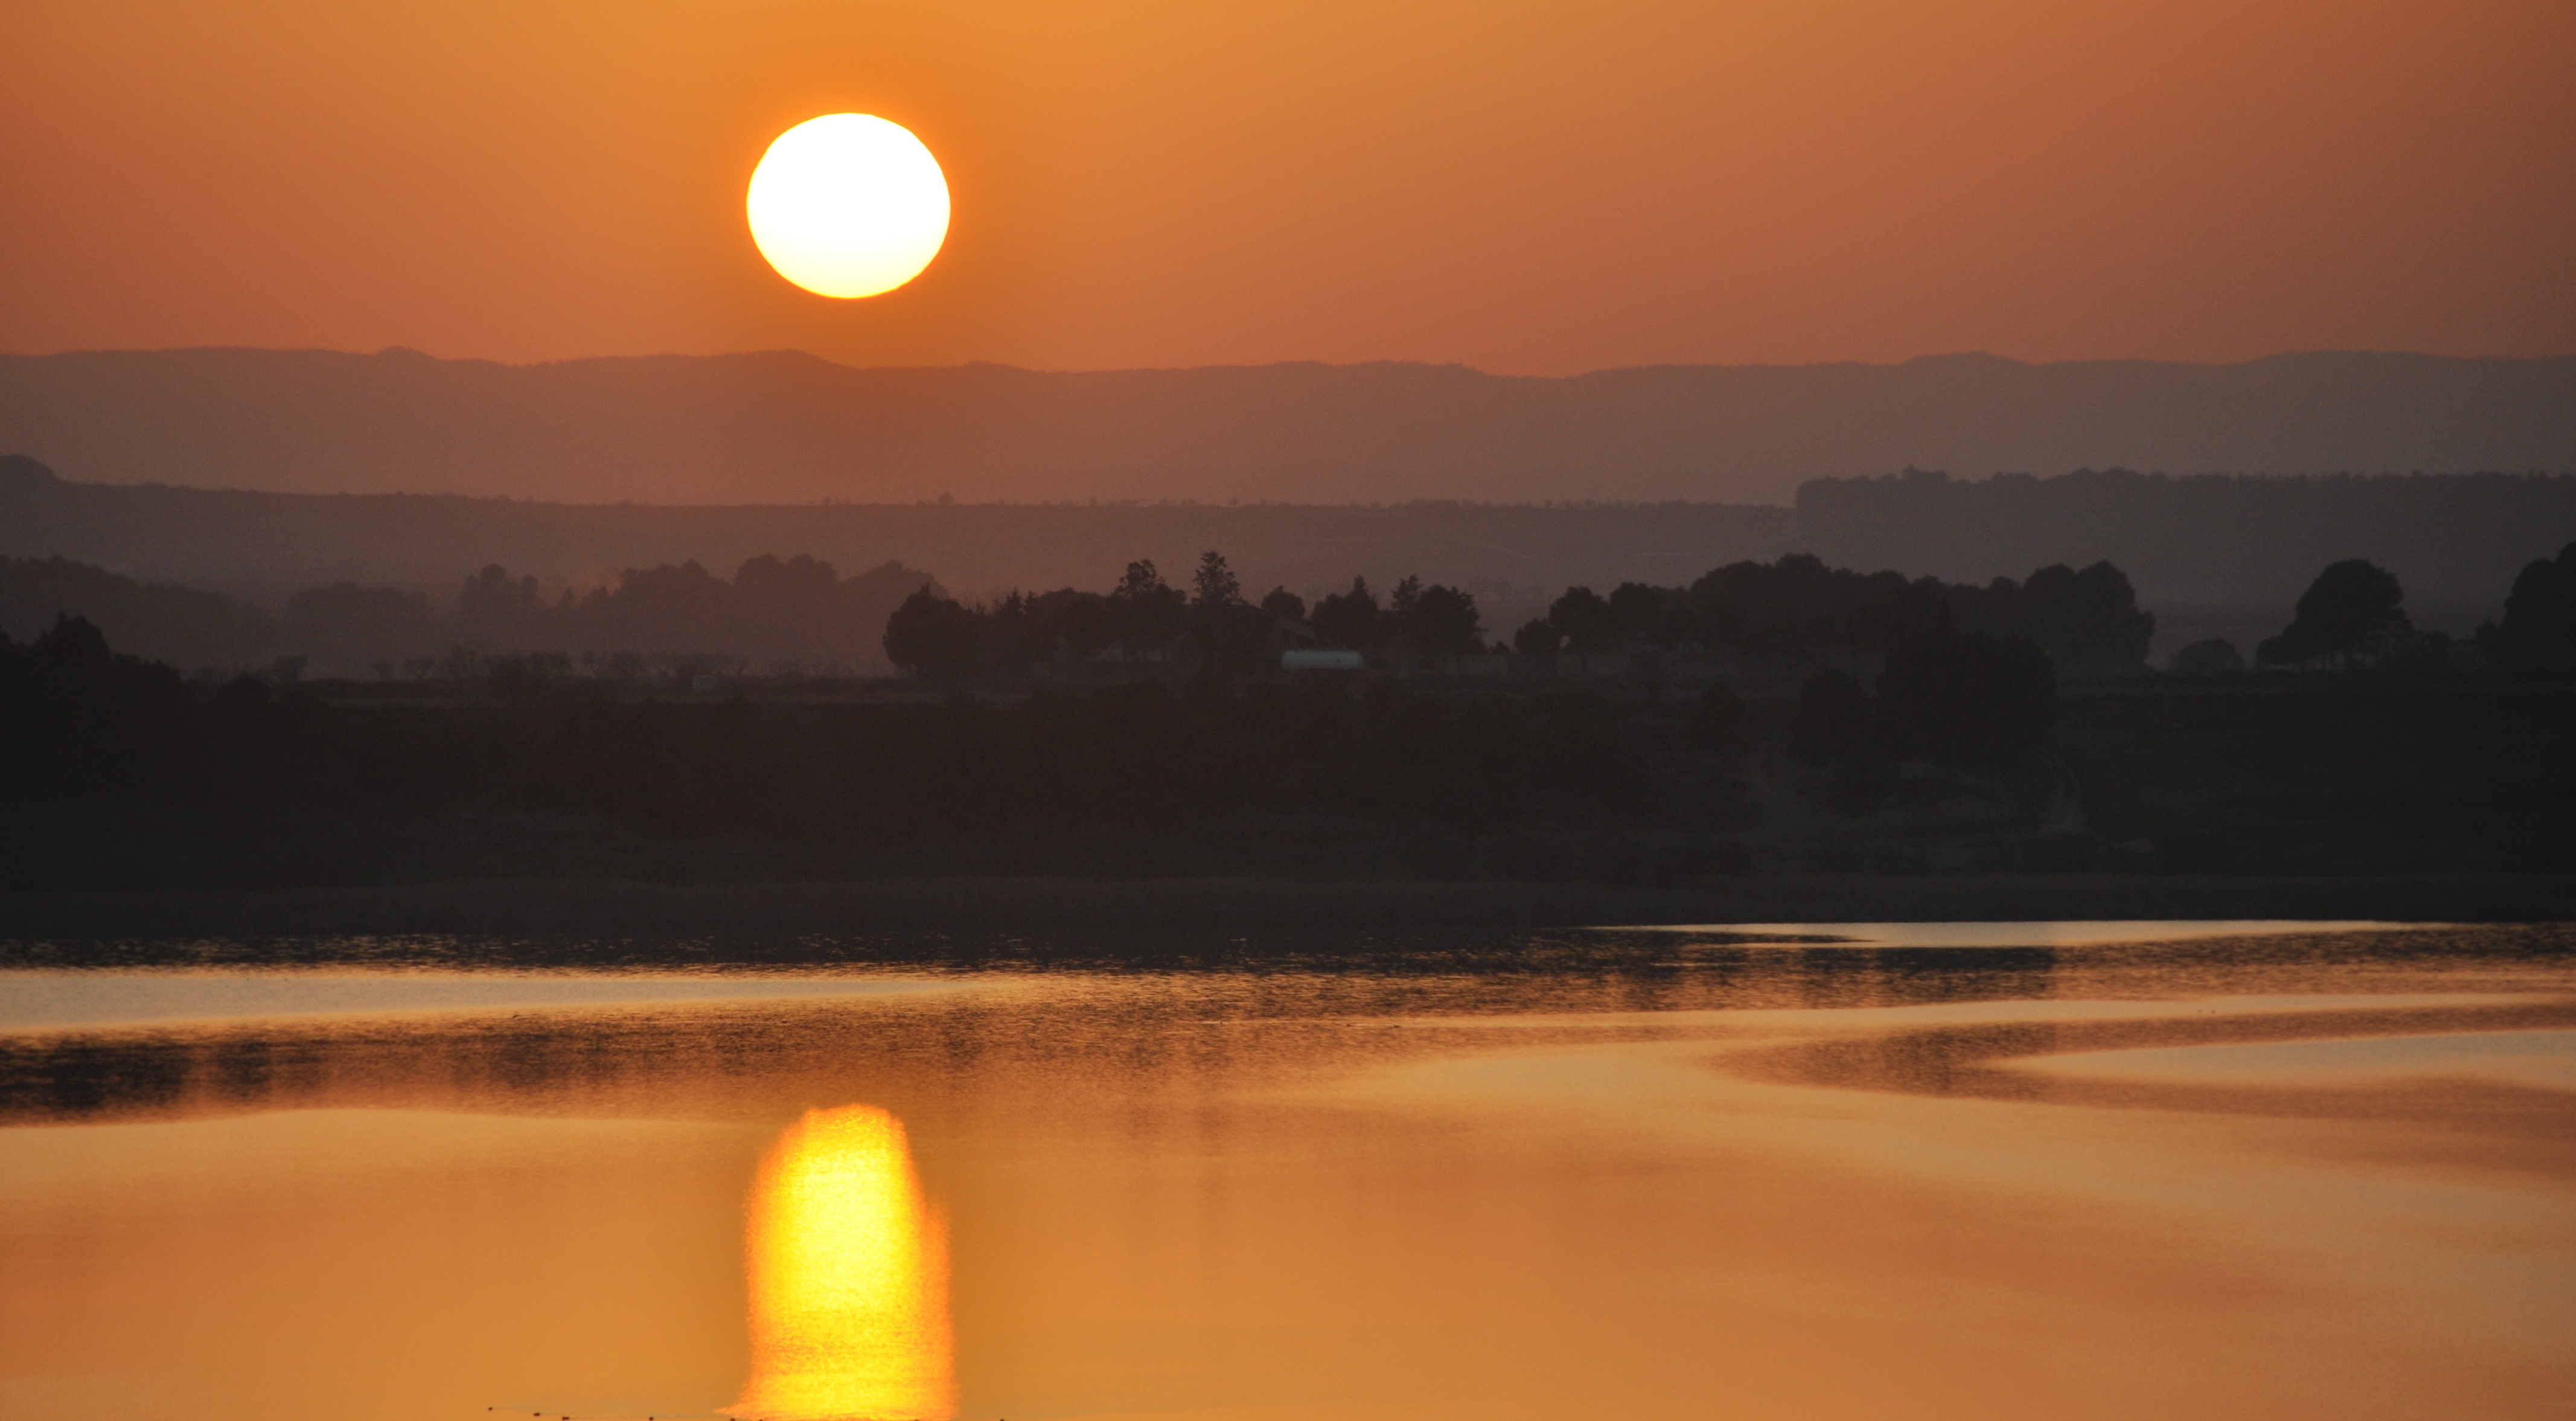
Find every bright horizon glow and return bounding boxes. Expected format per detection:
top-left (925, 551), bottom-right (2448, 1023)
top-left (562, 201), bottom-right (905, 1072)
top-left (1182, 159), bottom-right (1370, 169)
top-left (729, 1105), bottom-right (954, 1421)
top-left (747, 115), bottom-right (950, 299)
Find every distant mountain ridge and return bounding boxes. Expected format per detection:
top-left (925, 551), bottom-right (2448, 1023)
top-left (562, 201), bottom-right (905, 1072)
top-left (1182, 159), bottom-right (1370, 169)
top-left (1, 347), bottom-right (2569, 506)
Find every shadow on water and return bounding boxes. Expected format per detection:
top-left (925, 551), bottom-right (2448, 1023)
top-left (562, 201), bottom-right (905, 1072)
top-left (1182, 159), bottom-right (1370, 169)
top-left (1740, 997), bottom-right (2576, 1155)
top-left (1, 925), bottom-right (2567, 1128)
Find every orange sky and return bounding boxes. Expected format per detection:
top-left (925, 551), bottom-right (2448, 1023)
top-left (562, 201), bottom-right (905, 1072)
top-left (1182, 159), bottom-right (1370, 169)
top-left (4, 0), bottom-right (2569, 376)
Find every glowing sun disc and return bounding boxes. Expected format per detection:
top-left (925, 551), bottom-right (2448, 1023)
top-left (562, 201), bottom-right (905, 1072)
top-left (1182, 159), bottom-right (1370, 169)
top-left (748, 114), bottom-right (950, 298)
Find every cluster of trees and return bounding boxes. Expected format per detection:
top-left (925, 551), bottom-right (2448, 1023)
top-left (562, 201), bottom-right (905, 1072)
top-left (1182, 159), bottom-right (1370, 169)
top-left (882, 549), bottom-right (2150, 683)
top-left (2213, 545), bottom-right (2576, 673)
top-left (1506, 556), bottom-right (2151, 672)
top-left (883, 553), bottom-right (1486, 679)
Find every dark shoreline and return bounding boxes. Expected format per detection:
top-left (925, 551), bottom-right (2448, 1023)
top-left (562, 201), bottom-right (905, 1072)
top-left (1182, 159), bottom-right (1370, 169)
top-left (5, 873), bottom-right (2572, 958)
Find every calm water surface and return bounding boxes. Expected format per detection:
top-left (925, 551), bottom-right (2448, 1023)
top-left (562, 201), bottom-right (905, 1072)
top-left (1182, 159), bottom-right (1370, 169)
top-left (1, 922), bottom-right (2571, 1421)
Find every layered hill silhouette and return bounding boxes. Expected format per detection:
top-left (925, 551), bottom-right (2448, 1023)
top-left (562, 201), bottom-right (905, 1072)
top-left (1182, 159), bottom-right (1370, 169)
top-left (7, 455), bottom-right (2573, 670)
top-left (0, 454), bottom-right (1794, 632)
top-left (2, 347), bottom-right (2569, 506)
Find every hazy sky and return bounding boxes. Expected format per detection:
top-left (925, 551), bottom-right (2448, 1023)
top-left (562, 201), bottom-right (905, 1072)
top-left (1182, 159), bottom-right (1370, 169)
top-left (5, 0), bottom-right (2569, 375)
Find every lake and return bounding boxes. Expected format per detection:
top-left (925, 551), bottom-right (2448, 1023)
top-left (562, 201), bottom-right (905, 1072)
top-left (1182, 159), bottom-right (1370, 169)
top-left (2, 922), bottom-right (2571, 1420)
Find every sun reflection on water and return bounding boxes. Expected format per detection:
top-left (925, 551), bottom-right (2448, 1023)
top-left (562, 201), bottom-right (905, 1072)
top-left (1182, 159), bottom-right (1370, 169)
top-left (729, 1106), bottom-right (953, 1421)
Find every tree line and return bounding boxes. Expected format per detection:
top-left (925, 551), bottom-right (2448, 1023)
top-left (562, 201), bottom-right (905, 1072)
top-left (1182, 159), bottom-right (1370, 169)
top-left (1504, 556), bottom-right (2152, 672)
top-left (882, 551), bottom-right (2158, 679)
top-left (881, 553), bottom-right (1491, 681)
top-left (7, 539), bottom-right (2569, 701)
top-left (12, 539), bottom-right (2572, 884)
top-left (881, 543), bottom-right (2576, 682)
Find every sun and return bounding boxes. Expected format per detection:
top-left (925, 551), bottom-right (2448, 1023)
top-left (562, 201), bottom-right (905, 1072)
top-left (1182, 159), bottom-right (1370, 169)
top-left (747, 114), bottom-right (950, 299)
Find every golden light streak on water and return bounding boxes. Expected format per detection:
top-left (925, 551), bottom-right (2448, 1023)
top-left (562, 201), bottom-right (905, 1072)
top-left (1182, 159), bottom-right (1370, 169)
top-left (728, 1106), bottom-right (953, 1421)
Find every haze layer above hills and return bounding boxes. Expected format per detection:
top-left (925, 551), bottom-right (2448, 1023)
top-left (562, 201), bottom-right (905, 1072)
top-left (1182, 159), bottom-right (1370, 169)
top-left (9, 455), bottom-right (2572, 670)
top-left (3, 348), bottom-right (2569, 505)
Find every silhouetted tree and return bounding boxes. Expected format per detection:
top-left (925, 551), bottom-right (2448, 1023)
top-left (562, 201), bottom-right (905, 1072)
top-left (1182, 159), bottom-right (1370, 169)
top-left (572, 560), bottom-right (724, 652)
top-left (990, 587), bottom-right (1116, 666)
top-left (1191, 551), bottom-right (1242, 609)
top-left (1186, 553), bottom-right (1274, 673)
top-left (33, 611), bottom-right (108, 666)
top-left (1258, 586), bottom-right (1306, 622)
top-left (1607, 583), bottom-right (1665, 642)
top-left (1512, 618), bottom-right (1563, 655)
top-left (734, 551), bottom-right (825, 591)
top-left (1106, 560), bottom-right (1187, 658)
top-left (1681, 554), bottom-right (1941, 654)
top-left (883, 589), bottom-right (982, 680)
top-left (1547, 586), bottom-right (1619, 652)
top-left (1311, 577), bottom-right (1382, 650)
top-left (1389, 576), bottom-right (1423, 623)
top-left (458, 563), bottom-right (552, 644)
top-left (2493, 542), bottom-right (2576, 671)
top-left (1390, 579), bottom-right (1483, 656)
top-left (2008, 562), bottom-right (2155, 670)
top-left (2259, 559), bottom-right (2410, 667)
